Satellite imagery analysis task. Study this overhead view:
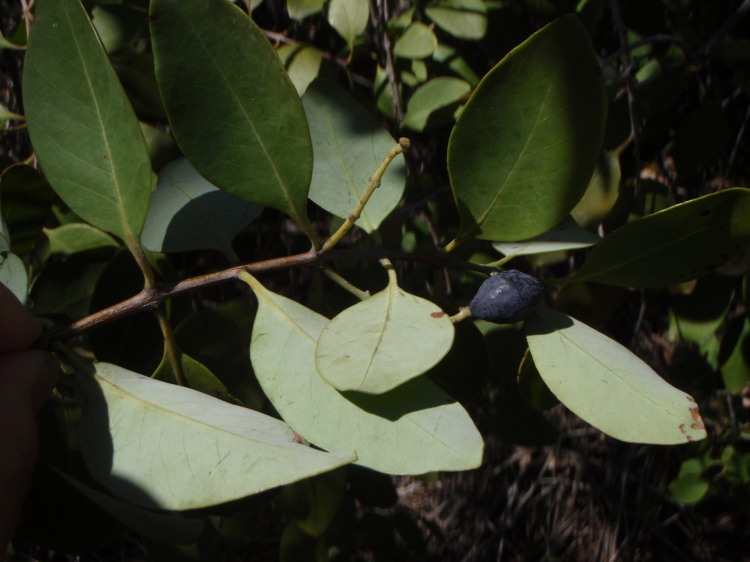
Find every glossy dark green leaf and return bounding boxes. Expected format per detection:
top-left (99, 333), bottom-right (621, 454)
top-left (574, 188), bottom-right (750, 287)
top-left (0, 164), bottom-right (53, 256)
top-left (24, 0), bottom-right (154, 245)
top-left (150, 0), bottom-right (316, 241)
top-left (141, 158), bottom-right (262, 257)
top-left (448, 15), bottom-right (606, 242)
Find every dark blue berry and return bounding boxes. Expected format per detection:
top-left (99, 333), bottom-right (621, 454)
top-left (469, 270), bottom-right (544, 324)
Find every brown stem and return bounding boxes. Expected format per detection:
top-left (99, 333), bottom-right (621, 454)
top-left (34, 248), bottom-right (499, 348)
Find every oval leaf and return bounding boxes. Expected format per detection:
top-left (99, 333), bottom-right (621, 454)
top-left (242, 272), bottom-right (483, 474)
top-left (393, 22), bottom-right (438, 59)
top-left (141, 158), bottom-right (262, 257)
top-left (425, 0), bottom-right (487, 40)
top-left (492, 215), bottom-right (600, 258)
top-left (448, 15), bottom-right (606, 242)
top-left (23, 0), bottom-right (154, 243)
top-left (402, 77), bottom-right (471, 132)
top-left (326, 0), bottom-right (368, 54)
top-left (302, 80), bottom-right (407, 233)
top-left (150, 0), bottom-right (315, 241)
top-left (315, 271), bottom-right (454, 394)
top-left (76, 363), bottom-right (355, 510)
top-left (574, 188), bottom-right (750, 287)
top-left (524, 306), bottom-right (706, 444)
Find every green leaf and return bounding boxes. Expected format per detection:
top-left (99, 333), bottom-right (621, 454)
top-left (448, 15), bottom-right (606, 242)
top-left (30, 247), bottom-right (118, 322)
top-left (669, 275), bottom-right (735, 343)
top-left (402, 77), bottom-right (471, 132)
top-left (153, 348), bottom-right (239, 404)
top-left (242, 272), bottom-right (484, 474)
top-left (425, 0), bottom-right (487, 40)
top-left (393, 22), bottom-right (438, 59)
top-left (326, 0), bottom-right (369, 54)
top-left (278, 44), bottom-right (323, 97)
top-left (141, 158), bottom-right (262, 258)
top-left (721, 317), bottom-right (750, 394)
top-left (287, 0), bottom-right (325, 21)
top-left (23, 0), bottom-right (154, 244)
top-left (315, 270), bottom-right (454, 394)
top-left (524, 306), bottom-right (707, 444)
top-left (76, 363), bottom-right (355, 510)
top-left (0, 233), bottom-right (27, 304)
top-left (0, 164), bottom-right (53, 256)
top-left (150, 0), bottom-right (315, 242)
top-left (45, 224), bottom-right (119, 255)
top-left (302, 80), bottom-right (407, 233)
top-left (573, 188), bottom-right (750, 287)
top-left (570, 148), bottom-right (623, 229)
top-left (492, 215), bottom-right (600, 257)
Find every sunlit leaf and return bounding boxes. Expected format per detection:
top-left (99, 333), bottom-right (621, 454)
top-left (150, 0), bottom-right (315, 241)
top-left (425, 0), bottom-right (487, 40)
top-left (44, 224), bottom-right (119, 255)
top-left (24, 0), bottom-right (154, 245)
top-left (141, 158), bottom-right (262, 257)
top-left (525, 306), bottom-right (706, 444)
top-left (492, 215), bottom-right (600, 258)
top-left (402, 77), bottom-right (471, 132)
top-left (303, 79), bottom-right (406, 233)
top-left (76, 363), bottom-right (355, 510)
top-left (326, 0), bottom-right (368, 55)
top-left (287, 0), bottom-right (324, 20)
top-left (448, 15), bottom-right (606, 242)
top-left (573, 188), bottom-right (750, 287)
top-left (277, 44), bottom-right (323, 96)
top-left (393, 22), bottom-right (438, 59)
top-left (242, 272), bottom-right (483, 474)
top-left (315, 269), bottom-right (454, 394)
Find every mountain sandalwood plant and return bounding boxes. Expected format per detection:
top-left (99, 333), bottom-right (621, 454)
top-left (4, 0), bottom-right (748, 555)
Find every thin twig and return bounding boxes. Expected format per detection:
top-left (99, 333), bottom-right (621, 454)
top-left (34, 247), bottom-right (500, 348)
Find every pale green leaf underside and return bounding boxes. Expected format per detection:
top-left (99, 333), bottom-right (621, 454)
top-left (243, 273), bottom-right (483, 474)
top-left (448, 15), bottom-right (606, 242)
top-left (150, 0), bottom-right (313, 236)
top-left (277, 44), bottom-right (323, 97)
top-left (23, 0), bottom-right (153, 242)
top-left (524, 307), bottom-right (706, 444)
top-left (316, 274), bottom-right (454, 394)
top-left (303, 80), bottom-right (406, 233)
top-left (573, 187), bottom-right (750, 287)
top-left (76, 363), bottom-right (355, 510)
top-left (492, 215), bottom-right (600, 257)
top-left (141, 158), bottom-right (262, 256)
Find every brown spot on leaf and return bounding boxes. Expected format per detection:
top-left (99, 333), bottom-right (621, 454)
top-left (431, 311), bottom-right (446, 318)
top-left (690, 406), bottom-right (703, 424)
top-left (687, 436), bottom-right (695, 442)
top-left (679, 424), bottom-right (688, 434)
top-left (691, 423), bottom-right (704, 430)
